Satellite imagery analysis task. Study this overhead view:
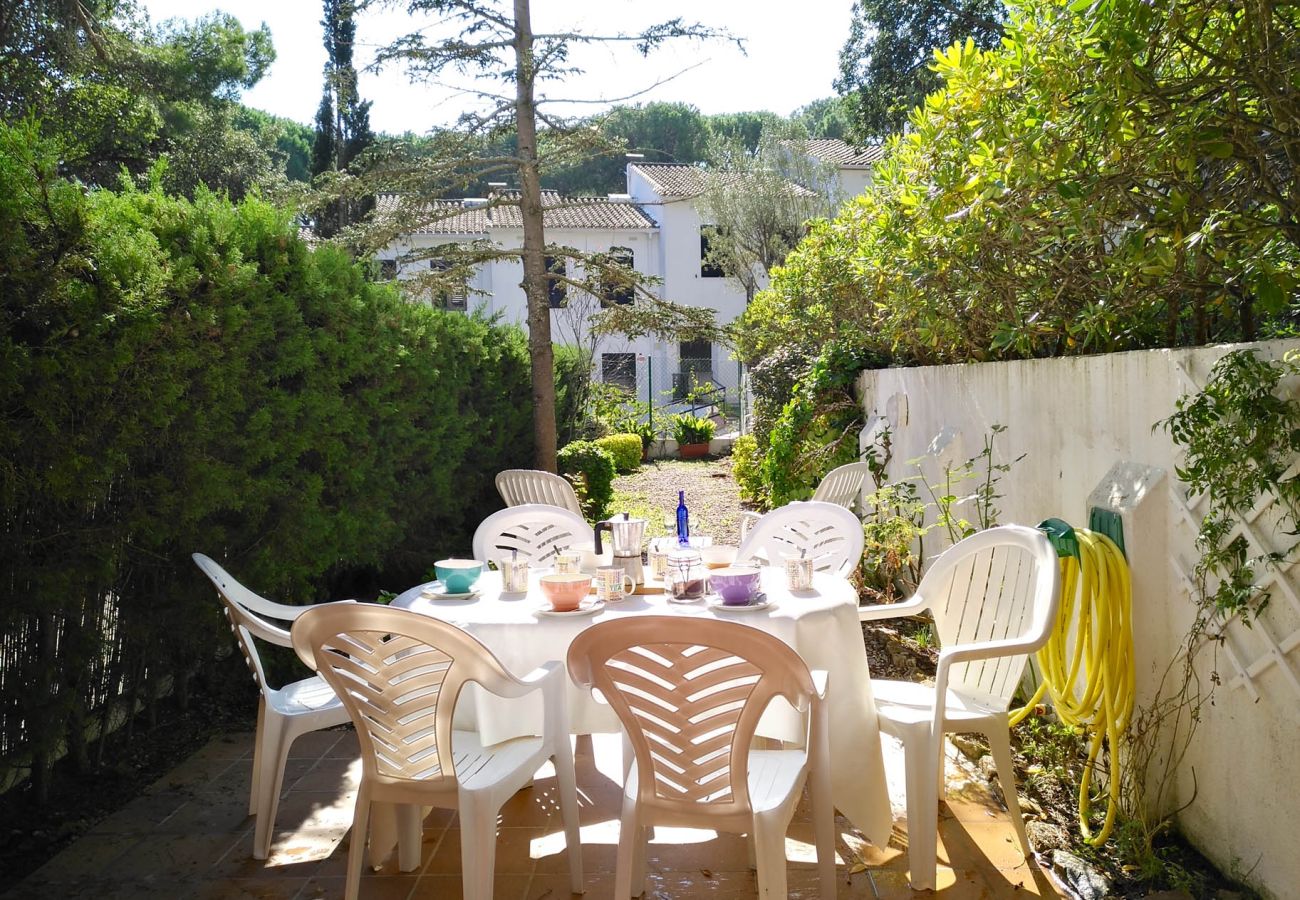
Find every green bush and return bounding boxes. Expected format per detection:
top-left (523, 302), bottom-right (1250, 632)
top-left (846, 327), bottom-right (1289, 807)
top-left (0, 120), bottom-right (537, 792)
top-left (595, 433), bottom-right (643, 473)
top-left (730, 434), bottom-right (766, 506)
top-left (671, 414), bottom-right (716, 446)
top-left (557, 441), bottom-right (616, 521)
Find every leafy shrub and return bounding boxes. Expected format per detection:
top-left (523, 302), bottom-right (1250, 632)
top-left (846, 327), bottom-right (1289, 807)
top-left (595, 433), bottom-right (643, 473)
top-left (737, 0), bottom-right (1300, 367)
top-left (0, 120), bottom-right (537, 793)
top-left (730, 434), bottom-right (766, 506)
top-left (557, 441), bottom-right (616, 521)
top-left (671, 414), bottom-right (716, 446)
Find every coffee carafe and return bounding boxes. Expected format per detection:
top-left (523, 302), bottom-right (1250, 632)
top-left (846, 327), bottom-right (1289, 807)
top-left (594, 512), bottom-right (646, 585)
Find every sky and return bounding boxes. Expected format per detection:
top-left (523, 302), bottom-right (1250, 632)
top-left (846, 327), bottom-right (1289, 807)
top-left (137, 0), bottom-right (855, 134)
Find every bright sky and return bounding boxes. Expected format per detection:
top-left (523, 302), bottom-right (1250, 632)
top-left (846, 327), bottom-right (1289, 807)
top-left (137, 0), bottom-right (853, 134)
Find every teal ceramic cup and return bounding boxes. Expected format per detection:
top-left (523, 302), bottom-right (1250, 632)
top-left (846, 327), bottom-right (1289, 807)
top-left (435, 558), bottom-right (483, 593)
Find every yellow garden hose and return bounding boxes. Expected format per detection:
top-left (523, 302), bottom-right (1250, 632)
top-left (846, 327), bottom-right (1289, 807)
top-left (1009, 529), bottom-right (1135, 845)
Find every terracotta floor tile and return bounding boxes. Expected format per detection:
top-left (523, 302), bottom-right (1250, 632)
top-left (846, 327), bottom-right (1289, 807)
top-left (406, 872), bottom-right (533, 900)
top-left (189, 731), bottom-right (257, 762)
top-left (88, 792), bottom-right (190, 834)
top-left (324, 729), bottom-right (360, 758)
top-left (940, 819), bottom-right (1029, 870)
top-left (289, 730), bottom-right (346, 759)
top-left (526, 871), bottom-right (606, 899)
top-left (870, 864), bottom-right (994, 898)
top-left (426, 827), bottom-right (542, 876)
top-left (189, 876), bottom-right (310, 899)
top-left (105, 832), bottom-right (248, 881)
top-left (296, 874), bottom-right (421, 900)
top-left (23, 832), bottom-right (140, 884)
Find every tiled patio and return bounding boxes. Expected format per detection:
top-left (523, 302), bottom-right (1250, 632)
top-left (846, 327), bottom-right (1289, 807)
top-left (4, 728), bottom-right (1060, 899)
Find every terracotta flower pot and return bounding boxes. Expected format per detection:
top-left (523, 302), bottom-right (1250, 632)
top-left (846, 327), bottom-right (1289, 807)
top-left (678, 442), bottom-right (709, 459)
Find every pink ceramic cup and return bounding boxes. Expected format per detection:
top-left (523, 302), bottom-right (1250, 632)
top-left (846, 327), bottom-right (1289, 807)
top-left (539, 573), bottom-right (592, 612)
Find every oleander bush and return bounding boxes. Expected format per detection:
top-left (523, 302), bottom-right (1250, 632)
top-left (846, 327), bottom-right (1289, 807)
top-left (594, 433), bottom-right (643, 473)
top-left (556, 440), bottom-right (617, 521)
top-left (0, 120), bottom-right (547, 798)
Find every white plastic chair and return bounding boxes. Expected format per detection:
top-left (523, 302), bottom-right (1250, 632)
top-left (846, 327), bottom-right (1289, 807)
top-left (567, 616), bottom-right (835, 899)
top-left (739, 461), bottom-right (874, 541)
top-left (857, 525), bottom-right (1061, 889)
top-left (192, 553), bottom-right (352, 860)
top-left (471, 503), bottom-right (596, 566)
top-left (292, 603), bottom-right (583, 900)
top-left (495, 468), bottom-right (584, 517)
top-left (736, 500), bottom-right (865, 577)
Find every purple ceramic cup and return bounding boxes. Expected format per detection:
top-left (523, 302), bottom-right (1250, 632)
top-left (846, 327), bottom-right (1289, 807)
top-left (710, 566), bottom-right (762, 605)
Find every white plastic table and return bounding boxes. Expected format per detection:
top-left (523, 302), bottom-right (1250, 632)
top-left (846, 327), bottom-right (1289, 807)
top-left (386, 565), bottom-right (893, 849)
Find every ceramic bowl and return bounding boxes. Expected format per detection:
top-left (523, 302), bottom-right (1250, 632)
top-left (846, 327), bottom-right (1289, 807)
top-left (539, 573), bottom-right (593, 612)
top-left (709, 566), bottom-right (762, 605)
top-left (434, 558), bottom-right (483, 594)
top-left (700, 545), bottom-right (738, 569)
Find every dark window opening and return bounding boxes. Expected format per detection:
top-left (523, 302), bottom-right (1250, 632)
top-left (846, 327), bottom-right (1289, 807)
top-left (379, 259), bottom-right (397, 281)
top-left (600, 247), bottom-right (635, 307)
top-left (430, 259), bottom-right (468, 312)
top-left (546, 255), bottom-right (567, 308)
top-left (700, 227), bottom-right (725, 278)
top-left (602, 353), bottom-right (637, 393)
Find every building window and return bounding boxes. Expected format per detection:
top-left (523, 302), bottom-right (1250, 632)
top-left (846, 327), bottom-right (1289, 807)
top-left (675, 339), bottom-right (714, 399)
top-left (378, 258), bottom-right (397, 281)
top-left (430, 259), bottom-right (468, 312)
top-left (700, 227), bottom-right (724, 278)
top-left (546, 255), bottom-right (567, 308)
top-left (602, 353), bottom-right (637, 393)
top-left (600, 247), bottom-right (635, 307)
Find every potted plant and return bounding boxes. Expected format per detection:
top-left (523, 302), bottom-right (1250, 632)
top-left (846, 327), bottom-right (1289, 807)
top-left (671, 414), bottom-right (716, 459)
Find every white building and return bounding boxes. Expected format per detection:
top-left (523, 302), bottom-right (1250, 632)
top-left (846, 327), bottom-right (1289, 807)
top-left (800, 138), bottom-right (886, 205)
top-left (377, 145), bottom-right (882, 408)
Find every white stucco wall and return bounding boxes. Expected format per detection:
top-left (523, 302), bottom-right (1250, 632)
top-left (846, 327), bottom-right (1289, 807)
top-left (857, 340), bottom-right (1300, 897)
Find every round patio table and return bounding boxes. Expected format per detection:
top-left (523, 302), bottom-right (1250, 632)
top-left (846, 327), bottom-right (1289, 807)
top-left (384, 564), bottom-right (893, 850)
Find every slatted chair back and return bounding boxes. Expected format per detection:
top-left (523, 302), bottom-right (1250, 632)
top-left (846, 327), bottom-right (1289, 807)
top-left (293, 604), bottom-right (529, 787)
top-left (567, 616), bottom-right (817, 825)
top-left (922, 525), bottom-right (1060, 706)
top-left (811, 461), bottom-right (873, 512)
top-left (193, 553), bottom-right (301, 693)
top-left (495, 469), bottom-right (583, 516)
top-left (472, 504), bottom-right (595, 566)
top-left (736, 501), bottom-right (865, 576)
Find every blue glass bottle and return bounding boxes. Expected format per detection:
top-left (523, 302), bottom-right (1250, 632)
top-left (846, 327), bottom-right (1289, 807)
top-left (676, 490), bottom-right (690, 546)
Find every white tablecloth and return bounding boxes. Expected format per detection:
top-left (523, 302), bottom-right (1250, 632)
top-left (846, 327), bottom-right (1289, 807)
top-left (391, 565), bottom-right (892, 847)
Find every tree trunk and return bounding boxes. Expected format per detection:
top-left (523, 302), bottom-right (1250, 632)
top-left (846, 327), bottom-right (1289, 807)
top-left (513, 0), bottom-right (558, 471)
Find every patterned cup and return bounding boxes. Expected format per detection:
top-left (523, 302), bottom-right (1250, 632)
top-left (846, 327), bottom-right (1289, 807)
top-left (499, 557), bottom-right (530, 593)
top-left (594, 566), bottom-right (635, 602)
top-left (553, 549), bottom-right (582, 574)
top-left (784, 556), bottom-right (814, 592)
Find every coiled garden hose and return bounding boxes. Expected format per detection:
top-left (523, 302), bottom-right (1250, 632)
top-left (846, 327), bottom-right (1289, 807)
top-left (1010, 528), bottom-right (1135, 845)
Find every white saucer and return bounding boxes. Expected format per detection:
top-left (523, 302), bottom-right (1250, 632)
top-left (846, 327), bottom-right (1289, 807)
top-left (422, 581), bottom-right (480, 601)
top-left (707, 593), bottom-right (770, 612)
top-left (537, 599), bottom-right (605, 618)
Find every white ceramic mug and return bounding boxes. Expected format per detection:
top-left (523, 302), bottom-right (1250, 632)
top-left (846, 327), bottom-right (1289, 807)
top-left (499, 557), bottom-right (530, 593)
top-left (594, 566), bottom-right (635, 602)
top-left (784, 556), bottom-right (814, 591)
top-left (553, 549), bottom-right (582, 575)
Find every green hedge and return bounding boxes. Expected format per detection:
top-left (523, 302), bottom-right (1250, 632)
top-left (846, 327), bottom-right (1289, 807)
top-left (595, 433), bottom-right (642, 473)
top-left (0, 121), bottom-right (542, 795)
top-left (557, 441), bottom-right (616, 521)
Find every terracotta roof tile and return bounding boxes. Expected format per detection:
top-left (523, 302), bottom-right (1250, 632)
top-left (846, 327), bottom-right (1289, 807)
top-left (375, 192), bottom-right (656, 234)
top-left (801, 138), bottom-right (886, 168)
top-left (627, 163), bottom-right (711, 198)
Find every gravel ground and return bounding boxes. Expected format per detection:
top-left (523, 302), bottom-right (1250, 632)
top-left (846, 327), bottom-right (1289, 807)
top-left (609, 456), bottom-right (749, 547)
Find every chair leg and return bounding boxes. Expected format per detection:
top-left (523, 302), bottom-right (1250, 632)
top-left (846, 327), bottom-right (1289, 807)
top-left (249, 700), bottom-right (266, 816)
top-left (986, 726), bottom-right (1032, 860)
top-left (459, 799), bottom-right (498, 900)
top-left (253, 713), bottom-right (293, 860)
top-left (752, 814), bottom-right (789, 899)
top-left (902, 730), bottom-right (940, 891)
top-left (553, 742), bottom-right (585, 894)
top-left (811, 761), bottom-right (837, 894)
top-left (345, 784), bottom-right (371, 900)
top-left (396, 803), bottom-right (422, 872)
top-left (615, 795), bottom-right (643, 899)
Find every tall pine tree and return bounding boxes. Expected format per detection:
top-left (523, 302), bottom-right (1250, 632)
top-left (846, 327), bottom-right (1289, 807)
top-left (311, 0), bottom-right (372, 237)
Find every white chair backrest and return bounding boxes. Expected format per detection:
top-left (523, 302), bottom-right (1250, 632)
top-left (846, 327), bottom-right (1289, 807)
top-left (293, 604), bottom-right (528, 786)
top-left (472, 504), bottom-right (595, 566)
top-left (811, 461), bottom-right (873, 511)
top-left (193, 553), bottom-right (302, 694)
top-left (495, 469), bottom-right (583, 516)
top-left (736, 501), bottom-right (865, 576)
top-left (567, 616), bottom-right (815, 822)
top-left (921, 525), bottom-right (1060, 705)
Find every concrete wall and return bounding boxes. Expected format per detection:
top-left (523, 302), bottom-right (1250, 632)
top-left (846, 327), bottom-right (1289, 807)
top-left (857, 340), bottom-right (1300, 898)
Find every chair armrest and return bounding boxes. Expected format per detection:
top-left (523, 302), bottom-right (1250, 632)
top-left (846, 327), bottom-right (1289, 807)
top-left (738, 511), bottom-right (762, 542)
top-left (482, 659), bottom-right (562, 700)
top-left (810, 669), bottom-right (829, 701)
top-left (857, 593), bottom-right (929, 622)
